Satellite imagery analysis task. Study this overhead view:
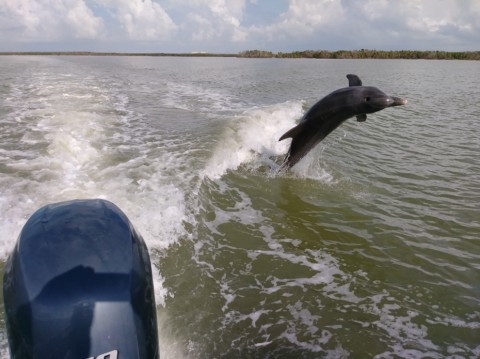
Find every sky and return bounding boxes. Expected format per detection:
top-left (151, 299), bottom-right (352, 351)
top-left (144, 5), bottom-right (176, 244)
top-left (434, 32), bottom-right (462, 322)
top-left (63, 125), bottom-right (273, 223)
top-left (0, 0), bottom-right (479, 53)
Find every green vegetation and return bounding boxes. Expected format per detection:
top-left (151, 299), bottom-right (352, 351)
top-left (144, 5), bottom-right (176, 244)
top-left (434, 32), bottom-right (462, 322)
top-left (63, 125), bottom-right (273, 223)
top-left (0, 49), bottom-right (479, 60)
top-left (0, 51), bottom-right (236, 57)
top-left (237, 50), bottom-right (275, 58)
top-left (238, 49), bottom-right (480, 60)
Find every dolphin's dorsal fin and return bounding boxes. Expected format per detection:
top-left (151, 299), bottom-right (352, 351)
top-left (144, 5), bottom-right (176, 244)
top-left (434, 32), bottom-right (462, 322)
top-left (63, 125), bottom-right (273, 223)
top-left (356, 114), bottom-right (367, 122)
top-left (347, 74), bottom-right (362, 87)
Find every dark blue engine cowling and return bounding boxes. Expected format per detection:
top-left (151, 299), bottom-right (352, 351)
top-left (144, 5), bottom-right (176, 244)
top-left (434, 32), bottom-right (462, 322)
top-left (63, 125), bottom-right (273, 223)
top-left (3, 199), bottom-right (159, 359)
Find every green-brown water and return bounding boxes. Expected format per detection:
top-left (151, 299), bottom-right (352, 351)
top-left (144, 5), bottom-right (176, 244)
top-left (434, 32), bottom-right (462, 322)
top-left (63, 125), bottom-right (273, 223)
top-left (0, 56), bottom-right (479, 358)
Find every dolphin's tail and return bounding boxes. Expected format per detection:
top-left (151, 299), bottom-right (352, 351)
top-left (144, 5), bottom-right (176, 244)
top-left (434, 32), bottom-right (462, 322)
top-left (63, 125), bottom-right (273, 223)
top-left (279, 147), bottom-right (305, 170)
top-left (279, 151), bottom-right (293, 171)
top-left (279, 122), bottom-right (314, 170)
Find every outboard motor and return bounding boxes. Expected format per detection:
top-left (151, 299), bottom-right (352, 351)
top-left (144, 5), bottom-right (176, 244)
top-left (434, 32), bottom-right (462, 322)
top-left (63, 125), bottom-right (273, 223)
top-left (3, 199), bottom-right (159, 359)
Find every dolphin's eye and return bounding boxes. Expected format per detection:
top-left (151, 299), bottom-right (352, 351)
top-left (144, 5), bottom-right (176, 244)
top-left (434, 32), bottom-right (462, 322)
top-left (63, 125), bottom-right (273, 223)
top-left (365, 97), bottom-right (371, 102)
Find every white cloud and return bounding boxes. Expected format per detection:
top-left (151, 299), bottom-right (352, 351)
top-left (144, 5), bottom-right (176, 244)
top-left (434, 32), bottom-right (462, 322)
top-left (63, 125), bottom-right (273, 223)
top-left (66, 0), bottom-right (105, 38)
top-left (256, 0), bottom-right (344, 37)
top-left (208, 0), bottom-right (245, 27)
top-left (172, 0), bottom-right (480, 51)
top-left (187, 13), bottom-right (216, 41)
top-left (345, 0), bottom-right (480, 49)
top-left (285, 0), bottom-right (345, 27)
top-left (246, 0), bottom-right (345, 44)
top-left (232, 26), bottom-right (248, 42)
top-left (0, 0), bottom-right (479, 51)
top-left (173, 0), bottom-right (246, 24)
top-left (169, 0), bottom-right (248, 43)
top-left (97, 0), bottom-right (177, 41)
top-left (0, 0), bottom-right (104, 42)
top-left (357, 0), bottom-right (389, 21)
top-left (264, 0), bottom-right (480, 50)
top-left (399, 0), bottom-right (462, 34)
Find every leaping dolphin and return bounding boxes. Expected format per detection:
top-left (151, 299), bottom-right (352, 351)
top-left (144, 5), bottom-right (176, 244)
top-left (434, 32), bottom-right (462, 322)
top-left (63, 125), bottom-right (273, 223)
top-left (279, 74), bottom-right (407, 169)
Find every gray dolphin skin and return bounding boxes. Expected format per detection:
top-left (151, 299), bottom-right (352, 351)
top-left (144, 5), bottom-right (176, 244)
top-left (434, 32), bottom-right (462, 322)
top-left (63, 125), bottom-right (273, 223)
top-left (279, 74), bottom-right (407, 169)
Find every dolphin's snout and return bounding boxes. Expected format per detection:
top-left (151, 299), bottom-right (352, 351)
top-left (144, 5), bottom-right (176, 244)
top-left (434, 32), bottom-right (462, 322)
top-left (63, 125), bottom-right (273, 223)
top-left (390, 96), bottom-right (407, 106)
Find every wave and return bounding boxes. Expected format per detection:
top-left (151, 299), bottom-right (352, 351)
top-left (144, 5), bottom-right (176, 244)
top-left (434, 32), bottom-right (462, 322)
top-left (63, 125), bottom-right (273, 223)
top-left (202, 100), bottom-right (334, 182)
top-left (203, 101), bottom-right (303, 178)
top-left (0, 67), bottom-right (190, 308)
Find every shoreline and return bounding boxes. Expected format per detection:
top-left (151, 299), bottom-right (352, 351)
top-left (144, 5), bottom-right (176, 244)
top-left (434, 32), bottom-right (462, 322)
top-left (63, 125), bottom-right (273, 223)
top-left (0, 50), bottom-right (479, 60)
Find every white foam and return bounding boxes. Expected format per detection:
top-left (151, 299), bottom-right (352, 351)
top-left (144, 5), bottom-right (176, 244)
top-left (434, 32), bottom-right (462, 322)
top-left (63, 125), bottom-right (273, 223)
top-left (0, 69), bottom-right (191, 310)
top-left (280, 329), bottom-right (330, 352)
top-left (361, 292), bottom-right (440, 357)
top-left (203, 101), bottom-right (304, 179)
top-left (202, 100), bottom-right (337, 183)
top-left (289, 152), bottom-right (337, 182)
top-left (156, 311), bottom-right (189, 359)
top-left (162, 81), bottom-right (244, 113)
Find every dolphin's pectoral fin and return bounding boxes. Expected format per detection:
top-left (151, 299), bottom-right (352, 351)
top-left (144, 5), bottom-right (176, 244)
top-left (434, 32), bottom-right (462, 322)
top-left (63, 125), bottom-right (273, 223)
top-left (356, 114), bottom-right (367, 122)
top-left (347, 74), bottom-right (362, 87)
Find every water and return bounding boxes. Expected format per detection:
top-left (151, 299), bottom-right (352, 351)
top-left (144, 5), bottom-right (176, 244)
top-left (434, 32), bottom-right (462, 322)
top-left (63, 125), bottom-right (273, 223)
top-left (0, 56), bottom-right (479, 358)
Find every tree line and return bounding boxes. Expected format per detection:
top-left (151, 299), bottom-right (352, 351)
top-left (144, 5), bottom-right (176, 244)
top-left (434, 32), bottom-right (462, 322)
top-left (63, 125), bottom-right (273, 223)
top-left (2, 50), bottom-right (479, 60)
top-left (0, 51), bottom-right (236, 57)
top-left (237, 49), bottom-right (480, 60)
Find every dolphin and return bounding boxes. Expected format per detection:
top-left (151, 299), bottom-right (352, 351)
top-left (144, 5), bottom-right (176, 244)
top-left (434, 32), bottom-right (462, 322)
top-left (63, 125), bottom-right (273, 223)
top-left (279, 74), bottom-right (407, 169)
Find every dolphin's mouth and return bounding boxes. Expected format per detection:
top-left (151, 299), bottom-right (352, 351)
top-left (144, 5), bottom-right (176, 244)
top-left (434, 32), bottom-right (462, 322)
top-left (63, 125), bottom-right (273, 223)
top-left (390, 96), bottom-right (407, 106)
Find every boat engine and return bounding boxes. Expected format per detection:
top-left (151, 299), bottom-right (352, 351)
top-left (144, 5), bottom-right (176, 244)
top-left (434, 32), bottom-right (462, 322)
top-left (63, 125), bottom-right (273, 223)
top-left (3, 199), bottom-right (159, 359)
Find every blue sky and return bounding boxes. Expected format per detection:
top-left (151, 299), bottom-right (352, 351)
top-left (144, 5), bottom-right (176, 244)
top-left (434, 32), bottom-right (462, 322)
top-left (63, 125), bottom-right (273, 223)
top-left (0, 0), bottom-right (479, 53)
